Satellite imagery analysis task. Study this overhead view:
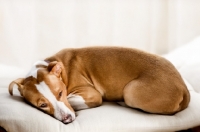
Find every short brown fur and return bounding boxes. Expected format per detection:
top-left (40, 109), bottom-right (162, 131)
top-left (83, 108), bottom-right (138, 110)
top-left (44, 47), bottom-right (190, 114)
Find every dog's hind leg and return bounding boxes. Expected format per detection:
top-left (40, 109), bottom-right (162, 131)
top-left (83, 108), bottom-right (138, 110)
top-left (123, 79), bottom-right (185, 115)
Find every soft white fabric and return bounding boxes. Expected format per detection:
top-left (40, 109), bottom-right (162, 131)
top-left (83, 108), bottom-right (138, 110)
top-left (0, 88), bottom-right (200, 132)
top-left (164, 36), bottom-right (200, 93)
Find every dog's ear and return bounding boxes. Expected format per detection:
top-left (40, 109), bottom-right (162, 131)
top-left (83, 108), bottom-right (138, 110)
top-left (9, 78), bottom-right (25, 96)
top-left (48, 61), bottom-right (63, 78)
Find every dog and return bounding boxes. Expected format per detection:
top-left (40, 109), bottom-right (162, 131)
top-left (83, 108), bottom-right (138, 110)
top-left (9, 47), bottom-right (190, 124)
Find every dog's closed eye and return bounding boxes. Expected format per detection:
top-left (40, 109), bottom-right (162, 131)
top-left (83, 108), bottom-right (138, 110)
top-left (59, 91), bottom-right (62, 98)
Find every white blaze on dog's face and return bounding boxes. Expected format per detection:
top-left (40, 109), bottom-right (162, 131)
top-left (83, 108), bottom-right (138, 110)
top-left (9, 61), bottom-right (75, 124)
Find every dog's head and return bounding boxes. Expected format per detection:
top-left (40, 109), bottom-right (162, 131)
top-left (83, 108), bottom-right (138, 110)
top-left (9, 61), bottom-right (75, 124)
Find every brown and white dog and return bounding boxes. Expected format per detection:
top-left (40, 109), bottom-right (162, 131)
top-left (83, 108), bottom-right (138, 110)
top-left (9, 47), bottom-right (190, 124)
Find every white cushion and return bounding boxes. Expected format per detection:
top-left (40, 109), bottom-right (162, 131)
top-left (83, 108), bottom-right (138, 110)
top-left (0, 88), bottom-right (200, 132)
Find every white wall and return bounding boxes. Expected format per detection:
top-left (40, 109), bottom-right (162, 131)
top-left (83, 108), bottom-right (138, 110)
top-left (0, 0), bottom-right (200, 70)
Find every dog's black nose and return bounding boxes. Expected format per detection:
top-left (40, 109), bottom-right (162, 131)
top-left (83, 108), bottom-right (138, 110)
top-left (63, 114), bottom-right (72, 124)
top-left (66, 114), bottom-right (72, 121)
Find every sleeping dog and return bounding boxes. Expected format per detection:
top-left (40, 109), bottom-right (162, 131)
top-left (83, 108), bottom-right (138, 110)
top-left (9, 47), bottom-right (190, 124)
